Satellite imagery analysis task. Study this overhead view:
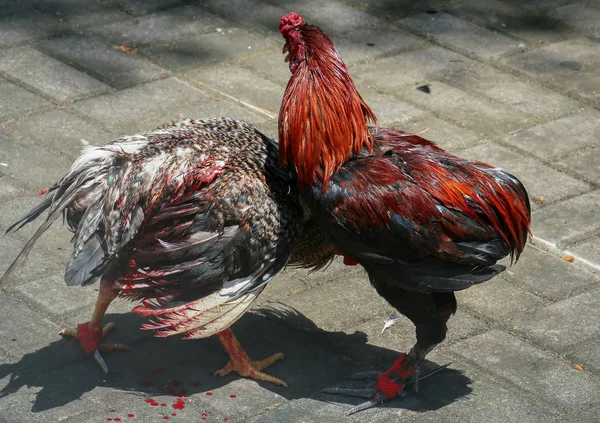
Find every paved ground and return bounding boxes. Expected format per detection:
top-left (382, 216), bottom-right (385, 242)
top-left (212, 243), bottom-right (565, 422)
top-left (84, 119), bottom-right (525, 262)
top-left (0, 0), bottom-right (598, 422)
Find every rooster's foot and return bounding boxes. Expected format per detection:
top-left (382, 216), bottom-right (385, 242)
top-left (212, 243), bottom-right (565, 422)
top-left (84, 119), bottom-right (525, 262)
top-left (215, 352), bottom-right (287, 387)
top-left (60, 322), bottom-right (129, 373)
top-left (321, 360), bottom-right (451, 415)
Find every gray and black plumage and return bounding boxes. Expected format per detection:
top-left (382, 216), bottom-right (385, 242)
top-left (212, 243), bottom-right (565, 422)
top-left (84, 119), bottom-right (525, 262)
top-left (1, 117), bottom-right (323, 339)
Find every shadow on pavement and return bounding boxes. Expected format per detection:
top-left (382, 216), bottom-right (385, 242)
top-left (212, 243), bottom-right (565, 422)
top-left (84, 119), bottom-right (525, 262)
top-left (0, 303), bottom-right (471, 413)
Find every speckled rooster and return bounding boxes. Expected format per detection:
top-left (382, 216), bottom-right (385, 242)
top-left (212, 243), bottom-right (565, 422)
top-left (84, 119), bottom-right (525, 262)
top-left (1, 117), bottom-right (332, 386)
top-left (279, 13), bottom-right (531, 411)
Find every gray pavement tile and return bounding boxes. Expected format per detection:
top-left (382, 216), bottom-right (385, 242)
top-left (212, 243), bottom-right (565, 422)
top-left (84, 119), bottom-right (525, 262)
top-left (0, 237), bottom-right (64, 291)
top-left (0, 12), bottom-right (62, 49)
top-left (398, 82), bottom-right (534, 136)
top-left (335, 25), bottom-right (427, 65)
top-left (96, 5), bottom-right (227, 46)
top-left (561, 405), bottom-right (600, 423)
top-left (71, 78), bottom-right (267, 135)
top-left (351, 46), bottom-right (477, 90)
top-left (425, 364), bottom-right (561, 423)
top-left (0, 175), bottom-right (22, 199)
top-left (399, 12), bottom-right (526, 59)
top-left (270, 0), bottom-right (382, 37)
top-left (503, 244), bottom-right (598, 300)
top-left (549, 1), bottom-right (600, 39)
top-left (511, 289), bottom-right (600, 353)
top-left (144, 27), bottom-right (279, 71)
top-left (14, 275), bottom-right (96, 317)
top-left (498, 110), bottom-right (600, 161)
top-left (266, 272), bottom-right (390, 333)
top-left (531, 190), bottom-right (600, 247)
top-left (0, 129), bottom-right (71, 192)
top-left (38, 35), bottom-right (168, 90)
top-left (450, 330), bottom-right (600, 412)
top-left (400, 116), bottom-right (482, 152)
top-left (435, 62), bottom-right (581, 121)
top-left (196, 0), bottom-right (288, 38)
top-left (108, 0), bottom-right (185, 16)
top-left (353, 0), bottom-right (451, 19)
top-left (569, 339), bottom-right (600, 375)
top-left (502, 38), bottom-right (600, 106)
top-left (459, 143), bottom-right (591, 206)
top-left (186, 65), bottom-right (284, 115)
top-left (6, 109), bottom-right (115, 159)
top-left (357, 89), bottom-right (429, 128)
top-left (0, 293), bottom-right (63, 358)
top-left (567, 237), bottom-right (600, 269)
top-left (456, 276), bottom-right (545, 322)
top-left (555, 146), bottom-right (600, 185)
top-left (241, 47), bottom-right (292, 87)
top-left (0, 391), bottom-right (92, 423)
top-left (0, 78), bottom-right (52, 122)
top-left (246, 397), bottom-right (429, 423)
top-left (30, 0), bottom-right (129, 29)
top-left (194, 379), bottom-right (288, 422)
top-left (0, 47), bottom-right (112, 102)
top-left (445, 0), bottom-right (572, 43)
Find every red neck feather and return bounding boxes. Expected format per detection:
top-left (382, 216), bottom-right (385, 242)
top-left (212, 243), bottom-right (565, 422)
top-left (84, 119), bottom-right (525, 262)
top-left (278, 24), bottom-right (377, 189)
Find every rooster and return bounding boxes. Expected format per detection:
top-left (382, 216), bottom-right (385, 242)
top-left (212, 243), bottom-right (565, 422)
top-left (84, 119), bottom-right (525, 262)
top-left (1, 117), bottom-right (333, 386)
top-left (278, 13), bottom-right (531, 411)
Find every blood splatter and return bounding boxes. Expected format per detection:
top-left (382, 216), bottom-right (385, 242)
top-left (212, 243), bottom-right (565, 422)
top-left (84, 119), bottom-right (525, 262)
top-left (173, 390), bottom-right (187, 398)
top-left (107, 419), bottom-right (113, 422)
top-left (128, 414), bottom-right (135, 418)
top-left (161, 403), bottom-right (167, 407)
top-left (169, 380), bottom-right (183, 387)
top-left (224, 419), bottom-right (229, 422)
top-left (171, 414), bottom-right (177, 417)
top-left (11, 338), bottom-right (17, 342)
top-left (191, 381), bottom-right (201, 387)
top-left (172, 398), bottom-right (185, 410)
top-left (145, 398), bottom-right (159, 406)
top-left (202, 414), bottom-right (207, 417)
top-left (38, 189), bottom-right (48, 195)
top-left (114, 419), bottom-right (121, 422)
top-left (140, 380), bottom-right (155, 387)
top-left (109, 410), bottom-right (116, 413)
top-left (229, 394), bottom-right (237, 399)
top-left (206, 392), bottom-right (213, 396)
top-left (163, 417), bottom-right (169, 421)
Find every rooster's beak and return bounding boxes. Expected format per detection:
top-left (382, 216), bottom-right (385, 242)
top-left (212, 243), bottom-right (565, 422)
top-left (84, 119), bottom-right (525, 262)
top-left (282, 42), bottom-right (290, 54)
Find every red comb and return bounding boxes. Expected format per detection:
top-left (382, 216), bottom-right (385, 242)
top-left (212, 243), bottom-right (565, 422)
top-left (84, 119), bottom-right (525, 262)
top-left (279, 12), bottom-right (304, 38)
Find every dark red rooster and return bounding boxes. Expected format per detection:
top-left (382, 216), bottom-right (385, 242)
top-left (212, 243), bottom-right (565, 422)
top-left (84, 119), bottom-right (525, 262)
top-left (279, 13), bottom-right (531, 411)
top-left (1, 117), bottom-right (313, 386)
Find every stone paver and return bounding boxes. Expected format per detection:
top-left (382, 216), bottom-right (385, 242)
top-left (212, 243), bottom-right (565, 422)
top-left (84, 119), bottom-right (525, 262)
top-left (399, 12), bottom-right (526, 59)
top-left (502, 38), bottom-right (600, 106)
top-left (0, 47), bottom-right (112, 102)
top-left (0, 1), bottom-right (599, 422)
top-left (450, 330), bottom-right (600, 412)
top-left (0, 78), bottom-right (52, 122)
top-left (38, 35), bottom-right (168, 90)
top-left (531, 190), bottom-right (600, 247)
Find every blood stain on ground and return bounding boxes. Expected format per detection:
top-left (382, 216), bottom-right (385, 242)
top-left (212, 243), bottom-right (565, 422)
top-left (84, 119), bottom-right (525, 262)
top-left (229, 394), bottom-right (236, 399)
top-left (145, 398), bottom-right (159, 406)
top-left (172, 398), bottom-right (185, 410)
top-left (128, 414), bottom-right (135, 418)
top-left (206, 392), bottom-right (213, 396)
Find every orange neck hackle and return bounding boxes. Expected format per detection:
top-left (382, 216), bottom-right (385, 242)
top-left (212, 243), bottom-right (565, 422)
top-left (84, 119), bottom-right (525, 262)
top-left (278, 15), bottom-right (377, 189)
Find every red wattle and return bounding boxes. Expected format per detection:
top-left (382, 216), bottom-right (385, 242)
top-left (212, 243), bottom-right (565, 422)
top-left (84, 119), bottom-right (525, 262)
top-left (77, 322), bottom-right (103, 353)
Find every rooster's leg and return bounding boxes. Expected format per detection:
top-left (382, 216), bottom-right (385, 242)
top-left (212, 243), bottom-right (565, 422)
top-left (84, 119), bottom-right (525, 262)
top-left (59, 278), bottom-right (129, 372)
top-left (324, 290), bottom-right (456, 415)
top-left (215, 328), bottom-right (287, 387)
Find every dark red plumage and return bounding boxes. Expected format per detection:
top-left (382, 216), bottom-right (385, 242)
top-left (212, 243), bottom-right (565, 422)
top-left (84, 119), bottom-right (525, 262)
top-left (279, 13), bottom-right (531, 408)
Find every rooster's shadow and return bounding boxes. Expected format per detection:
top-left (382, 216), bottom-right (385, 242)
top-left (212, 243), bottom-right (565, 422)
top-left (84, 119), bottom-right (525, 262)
top-left (0, 303), bottom-right (471, 414)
